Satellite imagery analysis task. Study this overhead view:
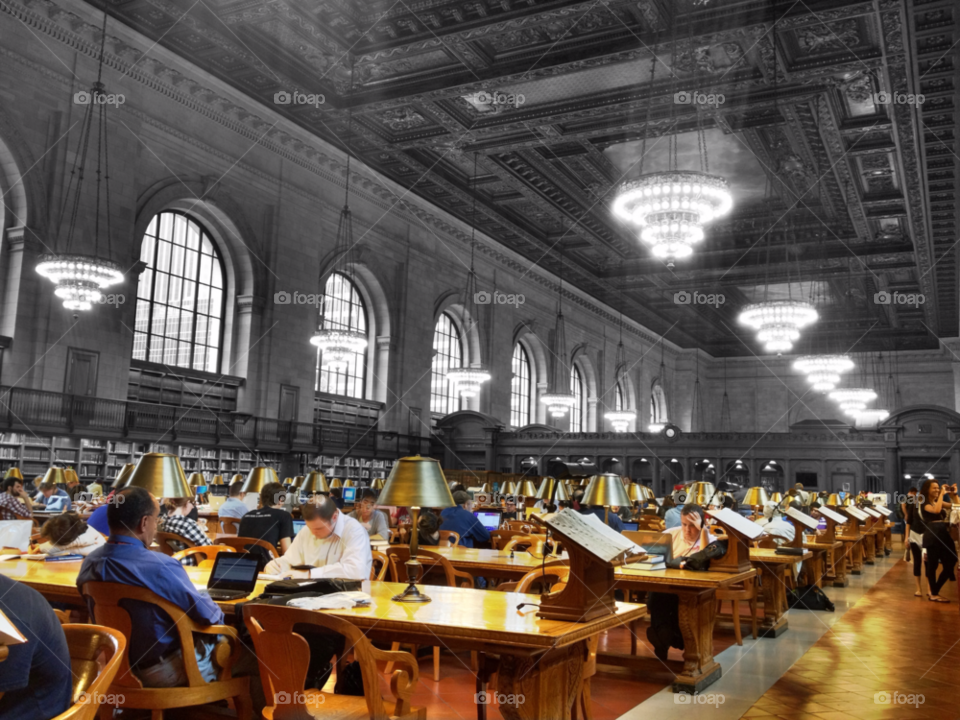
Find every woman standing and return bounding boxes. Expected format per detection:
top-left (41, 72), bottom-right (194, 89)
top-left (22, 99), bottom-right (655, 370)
top-left (902, 488), bottom-right (925, 597)
top-left (918, 479), bottom-right (957, 603)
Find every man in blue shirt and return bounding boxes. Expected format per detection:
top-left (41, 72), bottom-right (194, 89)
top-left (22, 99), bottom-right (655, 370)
top-left (440, 490), bottom-right (491, 548)
top-left (34, 480), bottom-right (71, 512)
top-left (664, 504), bottom-right (682, 529)
top-left (218, 481), bottom-right (249, 519)
top-left (586, 505), bottom-right (625, 531)
top-left (77, 486), bottom-right (228, 687)
top-left (0, 574), bottom-right (72, 720)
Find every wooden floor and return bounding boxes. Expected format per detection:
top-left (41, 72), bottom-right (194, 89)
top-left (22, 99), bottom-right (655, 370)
top-left (742, 556), bottom-right (959, 720)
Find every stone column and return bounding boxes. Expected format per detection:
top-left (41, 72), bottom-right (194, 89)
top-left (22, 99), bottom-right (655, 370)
top-left (885, 445), bottom-right (899, 495)
top-left (234, 294), bottom-right (262, 414)
top-left (0, 226), bottom-right (43, 386)
top-left (587, 396), bottom-right (598, 432)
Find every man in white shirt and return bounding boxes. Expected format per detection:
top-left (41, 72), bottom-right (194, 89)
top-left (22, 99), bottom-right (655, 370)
top-left (265, 496), bottom-right (371, 580)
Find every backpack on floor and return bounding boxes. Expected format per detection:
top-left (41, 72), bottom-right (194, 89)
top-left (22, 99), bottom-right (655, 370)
top-left (787, 584), bottom-right (835, 612)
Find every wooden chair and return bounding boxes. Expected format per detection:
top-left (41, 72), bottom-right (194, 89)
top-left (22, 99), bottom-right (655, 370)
top-left (218, 517), bottom-right (240, 534)
top-left (371, 549), bottom-right (392, 581)
top-left (638, 515), bottom-right (665, 531)
top-left (154, 531), bottom-right (195, 556)
top-left (215, 536), bottom-right (280, 561)
top-left (501, 534), bottom-right (548, 556)
top-left (53, 624), bottom-right (126, 720)
top-left (384, 547), bottom-right (474, 682)
top-left (172, 544), bottom-right (236, 568)
top-left (496, 565), bottom-right (569, 594)
top-left (244, 603), bottom-right (425, 720)
top-left (81, 581), bottom-right (251, 720)
top-left (504, 520), bottom-right (534, 532)
top-left (716, 573), bottom-right (759, 645)
top-left (53, 608), bottom-right (71, 625)
top-left (437, 529), bottom-right (460, 547)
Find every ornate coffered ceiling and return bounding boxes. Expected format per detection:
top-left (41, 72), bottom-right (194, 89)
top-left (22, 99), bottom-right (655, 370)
top-left (98, 0), bottom-right (956, 355)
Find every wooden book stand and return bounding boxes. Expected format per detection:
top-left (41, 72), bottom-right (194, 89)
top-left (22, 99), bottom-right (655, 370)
top-left (536, 524), bottom-right (617, 623)
top-left (707, 521), bottom-right (753, 574)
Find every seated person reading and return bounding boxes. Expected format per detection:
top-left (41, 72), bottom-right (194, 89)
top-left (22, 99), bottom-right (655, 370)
top-left (0, 475), bottom-right (33, 520)
top-left (33, 480), bottom-right (71, 512)
top-left (39, 512), bottom-right (106, 556)
top-left (440, 490), bottom-right (491, 548)
top-left (347, 489), bottom-right (390, 539)
top-left (218, 481), bottom-right (250, 519)
top-left (237, 481), bottom-right (296, 556)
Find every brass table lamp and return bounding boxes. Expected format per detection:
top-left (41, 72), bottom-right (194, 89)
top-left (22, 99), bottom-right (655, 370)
top-left (3, 467), bottom-right (23, 481)
top-left (330, 478), bottom-right (343, 489)
top-left (241, 467), bottom-right (280, 494)
top-left (188, 472), bottom-right (206, 488)
top-left (42, 467), bottom-right (67, 487)
top-left (344, 479), bottom-right (356, 488)
top-left (126, 453), bottom-right (193, 498)
top-left (517, 479), bottom-right (538, 498)
top-left (64, 468), bottom-right (79, 485)
top-left (231, 473), bottom-right (244, 484)
top-left (535, 477), bottom-right (569, 503)
top-left (210, 474), bottom-right (225, 486)
top-left (300, 471), bottom-right (330, 495)
top-left (502, 480), bottom-right (517, 495)
top-left (371, 478), bottom-right (385, 490)
top-left (743, 487), bottom-right (770, 510)
top-left (583, 473), bottom-right (631, 524)
top-left (824, 493), bottom-right (842, 507)
top-left (686, 481), bottom-right (718, 506)
top-left (377, 456), bottom-right (455, 603)
top-left (111, 463), bottom-right (135, 489)
top-left (769, 491), bottom-right (783, 505)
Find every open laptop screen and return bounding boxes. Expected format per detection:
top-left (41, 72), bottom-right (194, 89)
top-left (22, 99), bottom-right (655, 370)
top-left (342, 487), bottom-right (357, 504)
top-left (474, 510), bottom-right (501, 531)
top-left (292, 519), bottom-right (306, 535)
top-left (207, 553), bottom-right (260, 592)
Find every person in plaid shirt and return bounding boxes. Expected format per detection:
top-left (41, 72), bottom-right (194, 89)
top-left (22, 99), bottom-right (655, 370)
top-left (0, 476), bottom-right (33, 521)
top-left (158, 497), bottom-right (212, 563)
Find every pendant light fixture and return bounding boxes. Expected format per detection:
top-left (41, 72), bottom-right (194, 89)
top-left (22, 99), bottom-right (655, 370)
top-left (446, 153), bottom-right (491, 398)
top-left (855, 353), bottom-right (890, 426)
top-left (37, 1), bottom-right (124, 310)
top-left (540, 245), bottom-right (577, 419)
top-left (311, 63), bottom-right (368, 368)
top-left (611, 34), bottom-right (732, 267)
top-left (649, 338), bottom-right (668, 432)
top-left (829, 353), bottom-right (877, 417)
top-left (605, 291), bottom-right (637, 432)
top-left (719, 358), bottom-right (732, 432)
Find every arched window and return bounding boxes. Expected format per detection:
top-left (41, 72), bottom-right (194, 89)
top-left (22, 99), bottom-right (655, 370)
top-left (511, 343), bottom-right (531, 427)
top-left (431, 312), bottom-right (463, 415)
top-left (133, 211), bottom-right (225, 372)
top-left (316, 272), bottom-right (367, 398)
top-left (650, 381), bottom-right (667, 426)
top-left (615, 381), bottom-right (625, 412)
top-left (570, 364), bottom-right (584, 432)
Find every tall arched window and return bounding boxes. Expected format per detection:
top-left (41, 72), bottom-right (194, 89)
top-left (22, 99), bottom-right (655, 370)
top-left (570, 365), bottom-right (584, 432)
top-left (615, 381), bottom-right (625, 412)
top-left (133, 211), bottom-right (225, 372)
top-left (650, 381), bottom-right (667, 426)
top-left (431, 312), bottom-right (463, 415)
top-left (316, 272), bottom-right (367, 398)
top-left (511, 343), bottom-right (531, 427)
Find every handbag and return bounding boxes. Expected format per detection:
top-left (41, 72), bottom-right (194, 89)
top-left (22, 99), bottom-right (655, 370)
top-left (665, 539), bottom-right (727, 571)
top-left (262, 578), bottom-right (363, 596)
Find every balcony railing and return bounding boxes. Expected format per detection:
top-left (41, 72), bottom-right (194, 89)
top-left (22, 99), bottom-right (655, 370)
top-left (0, 386), bottom-right (427, 457)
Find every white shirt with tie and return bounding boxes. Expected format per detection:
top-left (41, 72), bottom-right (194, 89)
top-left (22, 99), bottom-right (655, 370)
top-left (265, 510), bottom-right (372, 580)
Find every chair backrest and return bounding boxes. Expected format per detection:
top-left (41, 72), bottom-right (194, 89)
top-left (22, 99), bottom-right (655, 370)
top-left (172, 544), bottom-right (236, 568)
top-left (154, 531), bottom-right (193, 556)
top-left (81, 581), bottom-right (210, 689)
top-left (385, 546), bottom-right (457, 587)
top-left (218, 517), bottom-right (240, 534)
top-left (490, 529), bottom-right (529, 551)
top-left (371, 549), bottom-right (392, 581)
top-left (638, 515), bottom-right (665, 531)
top-left (215, 535), bottom-right (280, 560)
top-left (515, 566), bottom-right (570, 594)
top-left (244, 604), bottom-right (393, 720)
top-left (505, 520), bottom-right (533, 532)
top-left (54, 624), bottom-right (126, 720)
top-left (437, 529), bottom-right (460, 547)
top-left (502, 534), bottom-right (547, 556)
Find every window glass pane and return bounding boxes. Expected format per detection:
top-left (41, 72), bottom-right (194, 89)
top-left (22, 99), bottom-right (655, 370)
top-left (153, 272), bottom-right (169, 305)
top-left (210, 261), bottom-right (223, 289)
top-left (204, 347), bottom-right (218, 374)
top-left (137, 268), bottom-right (152, 300)
top-left (132, 332), bottom-right (147, 361)
top-left (183, 249), bottom-right (198, 281)
top-left (173, 214), bottom-right (187, 246)
top-left (145, 215), bottom-right (157, 238)
top-left (316, 272), bottom-right (368, 399)
top-left (185, 220), bottom-right (200, 251)
top-left (180, 280), bottom-right (196, 313)
top-left (158, 213), bottom-right (173, 245)
top-left (150, 304), bottom-right (167, 336)
top-left (155, 241), bottom-right (171, 274)
top-left (511, 344), bottom-right (531, 427)
top-left (148, 336), bottom-right (164, 363)
top-left (140, 233), bottom-right (154, 263)
top-left (206, 318), bottom-right (221, 349)
top-left (199, 253), bottom-right (212, 286)
top-left (169, 242), bottom-right (185, 280)
top-left (430, 313), bottom-right (463, 415)
top-left (570, 365), bottom-right (583, 432)
top-left (195, 315), bottom-right (209, 346)
top-left (167, 275), bottom-right (182, 307)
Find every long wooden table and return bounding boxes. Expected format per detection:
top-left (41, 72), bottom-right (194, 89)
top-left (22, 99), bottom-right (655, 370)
top-left (430, 546), bottom-right (756, 692)
top-left (802, 539), bottom-right (846, 588)
top-left (1, 559), bottom-right (644, 720)
top-left (749, 548), bottom-right (812, 638)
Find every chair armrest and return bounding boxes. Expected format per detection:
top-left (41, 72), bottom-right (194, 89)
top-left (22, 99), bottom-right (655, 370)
top-left (367, 646), bottom-right (419, 716)
top-left (452, 567), bottom-right (475, 588)
top-left (497, 580), bottom-right (519, 593)
top-left (192, 624), bottom-right (242, 679)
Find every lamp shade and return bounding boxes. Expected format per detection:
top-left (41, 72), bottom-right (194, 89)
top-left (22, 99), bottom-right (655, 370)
top-left (283, 477), bottom-right (293, 486)
top-left (743, 487), bottom-right (770, 508)
top-left (502, 481), bottom-right (518, 495)
top-left (210, 474), bottom-right (225, 486)
top-left (686, 481), bottom-right (718, 506)
top-left (627, 483), bottom-right (654, 503)
top-left (371, 477), bottom-right (385, 490)
top-left (292, 475), bottom-right (305, 488)
top-left (478, 482), bottom-right (491, 493)
top-left (64, 468), bottom-right (79, 484)
top-left (42, 467), bottom-right (66, 486)
top-left (241, 467), bottom-right (280, 494)
top-left (377, 456), bottom-right (455, 510)
top-left (517, 480), bottom-right (538, 497)
top-left (824, 493), bottom-right (842, 506)
top-left (329, 478), bottom-right (343, 489)
top-left (3, 467), bottom-right (22, 481)
top-left (126, 453), bottom-right (192, 498)
top-left (187, 472), bottom-right (206, 487)
top-left (112, 463), bottom-right (135, 488)
top-left (300, 471), bottom-right (330, 494)
top-left (583, 473), bottom-right (631, 508)
top-left (535, 477), bottom-right (558, 500)
top-left (769, 492), bottom-right (783, 504)
top-left (842, 496), bottom-right (855, 507)
top-left (343, 479), bottom-right (356, 488)
top-left (231, 474), bottom-right (244, 484)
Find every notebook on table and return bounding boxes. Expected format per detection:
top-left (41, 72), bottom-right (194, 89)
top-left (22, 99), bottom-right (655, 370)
top-left (205, 552), bottom-right (260, 601)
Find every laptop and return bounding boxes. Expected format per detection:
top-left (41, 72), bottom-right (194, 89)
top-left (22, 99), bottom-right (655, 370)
top-left (622, 521), bottom-right (639, 532)
top-left (474, 510), bottom-right (502, 531)
top-left (205, 552), bottom-right (261, 601)
top-left (640, 533), bottom-right (674, 563)
top-left (292, 519), bottom-right (306, 534)
top-left (207, 495), bottom-right (226, 510)
top-left (342, 487), bottom-right (357, 504)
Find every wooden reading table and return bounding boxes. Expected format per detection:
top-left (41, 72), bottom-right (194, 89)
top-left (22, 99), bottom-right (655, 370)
top-left (749, 547), bottom-right (812, 638)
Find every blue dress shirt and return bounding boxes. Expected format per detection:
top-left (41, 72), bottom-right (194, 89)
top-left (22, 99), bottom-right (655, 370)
top-left (218, 497), bottom-right (250, 519)
top-left (77, 535), bottom-right (224, 669)
top-left (664, 506), bottom-right (682, 529)
top-left (587, 506), bottom-right (625, 532)
top-left (87, 504), bottom-right (110, 535)
top-left (35, 487), bottom-right (72, 512)
top-left (439, 506), bottom-right (491, 548)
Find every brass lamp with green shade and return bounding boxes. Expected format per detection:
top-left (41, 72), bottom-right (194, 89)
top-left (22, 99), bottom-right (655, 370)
top-left (111, 463), bottom-right (135, 489)
top-left (743, 487), bottom-right (770, 510)
top-left (300, 470), bottom-right (330, 495)
top-left (241, 467), bottom-right (280, 494)
top-left (583, 473), bottom-right (631, 524)
top-left (125, 453), bottom-right (193, 498)
top-left (377, 456), bottom-right (455, 603)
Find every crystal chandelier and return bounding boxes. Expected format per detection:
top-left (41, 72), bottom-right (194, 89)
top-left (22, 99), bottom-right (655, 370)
top-left (37, 6), bottom-right (124, 310)
top-left (828, 388), bottom-right (877, 417)
top-left (604, 293), bottom-right (636, 432)
top-left (605, 412), bottom-right (635, 433)
top-left (311, 65), bottom-right (368, 366)
top-left (540, 245), bottom-right (576, 420)
top-left (738, 300), bottom-right (818, 353)
top-left (854, 408), bottom-right (890, 426)
top-left (446, 153), bottom-right (491, 399)
top-left (793, 355), bottom-right (855, 392)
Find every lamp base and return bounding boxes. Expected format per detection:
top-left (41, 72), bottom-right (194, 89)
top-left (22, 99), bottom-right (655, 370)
top-left (391, 582), bottom-right (432, 603)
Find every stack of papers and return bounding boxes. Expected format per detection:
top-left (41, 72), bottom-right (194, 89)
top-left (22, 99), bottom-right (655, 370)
top-left (287, 591), bottom-right (373, 610)
top-left (818, 506), bottom-right (847, 524)
top-left (546, 510), bottom-right (642, 563)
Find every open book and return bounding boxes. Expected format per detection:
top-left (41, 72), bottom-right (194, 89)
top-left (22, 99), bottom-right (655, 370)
top-left (861, 507), bottom-right (881, 518)
top-left (845, 507), bottom-right (869, 521)
top-left (818, 506), bottom-right (847, 524)
top-left (546, 509), bottom-right (642, 564)
top-left (786, 506), bottom-right (819, 530)
top-left (873, 505), bottom-right (892, 517)
top-left (707, 508), bottom-right (764, 540)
